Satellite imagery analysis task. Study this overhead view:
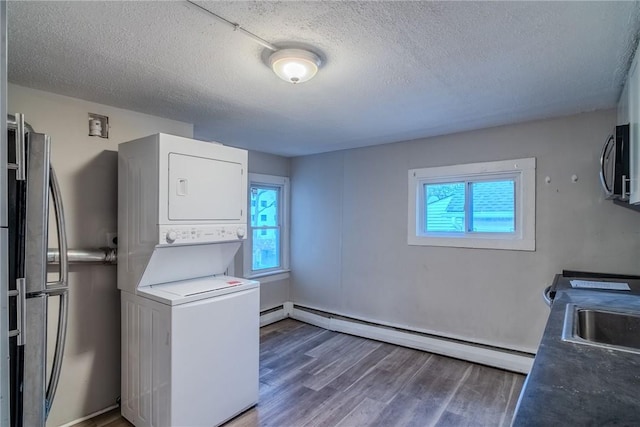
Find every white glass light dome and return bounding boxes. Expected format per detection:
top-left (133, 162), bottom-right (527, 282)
top-left (269, 49), bottom-right (321, 84)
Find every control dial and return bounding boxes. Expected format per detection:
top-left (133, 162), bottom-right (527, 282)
top-left (236, 228), bottom-right (246, 238)
top-left (166, 230), bottom-right (177, 244)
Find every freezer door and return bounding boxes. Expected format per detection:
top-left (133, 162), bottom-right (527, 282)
top-left (0, 1), bottom-right (7, 228)
top-left (0, 229), bottom-right (9, 427)
top-left (1, 1), bottom-right (10, 423)
top-left (22, 295), bottom-right (47, 427)
top-left (24, 133), bottom-right (50, 294)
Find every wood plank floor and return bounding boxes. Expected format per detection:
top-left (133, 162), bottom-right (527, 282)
top-left (83, 319), bottom-right (525, 427)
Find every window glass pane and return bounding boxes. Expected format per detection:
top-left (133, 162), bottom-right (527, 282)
top-left (470, 180), bottom-right (515, 233)
top-left (250, 186), bottom-right (279, 227)
top-left (424, 182), bottom-right (465, 233)
top-left (252, 228), bottom-right (280, 270)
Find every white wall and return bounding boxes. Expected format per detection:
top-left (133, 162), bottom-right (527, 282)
top-left (8, 84), bottom-right (193, 426)
top-left (234, 150), bottom-right (291, 310)
top-left (291, 110), bottom-right (640, 353)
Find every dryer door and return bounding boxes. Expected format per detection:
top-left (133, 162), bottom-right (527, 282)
top-left (168, 153), bottom-right (243, 221)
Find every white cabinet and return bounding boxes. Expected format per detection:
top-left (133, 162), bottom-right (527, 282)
top-left (629, 56), bottom-right (640, 204)
top-left (618, 45), bottom-right (640, 204)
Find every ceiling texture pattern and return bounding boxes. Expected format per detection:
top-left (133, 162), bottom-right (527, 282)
top-left (8, 1), bottom-right (640, 156)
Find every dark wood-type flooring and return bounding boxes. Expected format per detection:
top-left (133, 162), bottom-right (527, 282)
top-left (79, 319), bottom-right (525, 427)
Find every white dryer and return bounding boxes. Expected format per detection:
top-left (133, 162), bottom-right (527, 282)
top-left (118, 134), bottom-right (259, 427)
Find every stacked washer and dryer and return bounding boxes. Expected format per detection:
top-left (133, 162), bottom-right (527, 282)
top-left (117, 134), bottom-right (259, 427)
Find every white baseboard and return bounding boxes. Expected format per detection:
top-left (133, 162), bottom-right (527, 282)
top-left (260, 303), bottom-right (533, 373)
top-left (290, 306), bottom-right (533, 374)
top-left (290, 306), bottom-right (331, 329)
top-left (59, 404), bottom-right (119, 427)
top-left (260, 307), bottom-right (288, 326)
top-left (283, 301), bottom-right (294, 316)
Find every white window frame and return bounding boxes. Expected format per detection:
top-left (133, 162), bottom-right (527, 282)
top-left (408, 158), bottom-right (536, 251)
top-left (243, 173), bottom-right (290, 280)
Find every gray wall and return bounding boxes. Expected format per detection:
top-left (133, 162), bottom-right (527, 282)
top-left (290, 109), bottom-right (640, 353)
top-left (233, 150), bottom-right (291, 310)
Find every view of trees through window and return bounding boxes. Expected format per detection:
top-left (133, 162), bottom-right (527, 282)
top-left (250, 185), bottom-right (280, 270)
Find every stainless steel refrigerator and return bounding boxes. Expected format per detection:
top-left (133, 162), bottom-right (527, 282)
top-left (4, 113), bottom-right (69, 427)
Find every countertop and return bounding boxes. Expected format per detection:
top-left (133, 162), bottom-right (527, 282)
top-left (512, 274), bottom-right (640, 426)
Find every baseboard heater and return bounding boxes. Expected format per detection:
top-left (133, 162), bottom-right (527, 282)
top-left (269, 303), bottom-right (534, 374)
top-left (259, 304), bottom-right (288, 326)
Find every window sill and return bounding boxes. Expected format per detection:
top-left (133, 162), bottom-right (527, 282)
top-left (408, 235), bottom-right (534, 251)
top-left (245, 270), bottom-right (290, 283)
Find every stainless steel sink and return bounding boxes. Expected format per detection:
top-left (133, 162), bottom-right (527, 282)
top-left (562, 304), bottom-right (640, 354)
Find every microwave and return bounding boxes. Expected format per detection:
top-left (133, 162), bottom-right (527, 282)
top-left (600, 124), bottom-right (630, 200)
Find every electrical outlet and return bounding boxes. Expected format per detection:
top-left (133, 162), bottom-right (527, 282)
top-left (106, 232), bottom-right (118, 248)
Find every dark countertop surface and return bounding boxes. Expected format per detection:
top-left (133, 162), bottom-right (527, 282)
top-left (512, 274), bottom-right (640, 426)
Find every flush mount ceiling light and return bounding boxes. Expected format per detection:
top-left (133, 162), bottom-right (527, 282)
top-left (269, 49), bottom-right (322, 84)
top-left (185, 1), bottom-right (323, 84)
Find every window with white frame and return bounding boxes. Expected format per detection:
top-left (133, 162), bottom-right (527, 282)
top-left (244, 173), bottom-right (290, 278)
top-left (408, 158), bottom-right (536, 250)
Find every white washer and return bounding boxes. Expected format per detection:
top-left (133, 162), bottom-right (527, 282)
top-left (117, 134), bottom-right (259, 427)
top-left (121, 277), bottom-right (259, 427)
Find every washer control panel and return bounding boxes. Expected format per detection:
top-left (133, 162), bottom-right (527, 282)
top-left (159, 225), bottom-right (246, 245)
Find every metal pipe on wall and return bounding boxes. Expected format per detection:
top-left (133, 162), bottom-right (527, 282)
top-left (47, 248), bottom-right (117, 264)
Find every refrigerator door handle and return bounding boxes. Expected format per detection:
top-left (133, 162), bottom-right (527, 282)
top-left (45, 167), bottom-right (68, 291)
top-left (44, 167), bottom-right (69, 417)
top-left (45, 291), bottom-right (67, 417)
top-left (7, 279), bottom-right (26, 346)
top-left (7, 113), bottom-right (26, 180)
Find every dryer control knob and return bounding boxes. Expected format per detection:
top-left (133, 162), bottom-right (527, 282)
top-left (236, 228), bottom-right (246, 238)
top-left (166, 231), bottom-right (177, 243)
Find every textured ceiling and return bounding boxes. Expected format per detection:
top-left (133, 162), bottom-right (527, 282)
top-left (8, 1), bottom-right (640, 156)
